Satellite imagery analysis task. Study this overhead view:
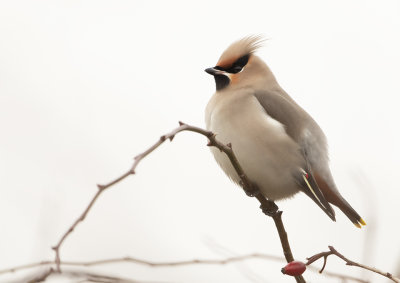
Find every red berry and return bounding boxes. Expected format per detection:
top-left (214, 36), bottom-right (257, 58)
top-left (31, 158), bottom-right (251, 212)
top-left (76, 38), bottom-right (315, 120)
top-left (281, 261), bottom-right (306, 276)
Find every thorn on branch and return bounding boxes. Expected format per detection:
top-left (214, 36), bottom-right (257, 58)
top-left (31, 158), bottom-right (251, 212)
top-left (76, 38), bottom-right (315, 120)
top-left (178, 121), bottom-right (185, 126)
top-left (160, 135), bottom-right (166, 142)
top-left (207, 132), bottom-right (216, 139)
top-left (320, 256), bottom-right (328, 273)
top-left (226, 143), bottom-right (232, 149)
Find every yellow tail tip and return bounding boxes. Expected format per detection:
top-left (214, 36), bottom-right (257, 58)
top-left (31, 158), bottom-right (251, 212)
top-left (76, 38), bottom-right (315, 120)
top-left (354, 222), bottom-right (362, 228)
top-left (360, 218), bottom-right (367, 226)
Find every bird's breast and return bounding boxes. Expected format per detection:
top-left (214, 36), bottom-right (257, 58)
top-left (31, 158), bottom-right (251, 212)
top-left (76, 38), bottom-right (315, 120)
top-left (205, 90), bottom-right (303, 200)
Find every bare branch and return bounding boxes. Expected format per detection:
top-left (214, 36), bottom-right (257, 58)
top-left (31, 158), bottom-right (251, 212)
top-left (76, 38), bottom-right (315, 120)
top-left (50, 125), bottom-right (194, 272)
top-left (51, 124), bottom-right (208, 272)
top-left (51, 121), bottom-right (303, 281)
top-left (306, 246), bottom-right (400, 283)
top-left (0, 255), bottom-right (279, 275)
top-left (0, 254), bottom-right (368, 282)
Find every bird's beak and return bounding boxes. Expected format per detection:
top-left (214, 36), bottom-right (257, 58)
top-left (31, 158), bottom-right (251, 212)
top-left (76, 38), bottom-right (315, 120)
top-left (205, 67), bottom-right (225, 76)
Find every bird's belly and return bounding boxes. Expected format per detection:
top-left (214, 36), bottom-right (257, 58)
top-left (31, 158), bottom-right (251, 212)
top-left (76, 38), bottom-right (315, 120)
top-left (206, 96), bottom-right (303, 200)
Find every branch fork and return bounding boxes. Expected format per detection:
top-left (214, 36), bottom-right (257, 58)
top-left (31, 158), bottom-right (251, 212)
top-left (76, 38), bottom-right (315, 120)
top-left (306, 246), bottom-right (400, 283)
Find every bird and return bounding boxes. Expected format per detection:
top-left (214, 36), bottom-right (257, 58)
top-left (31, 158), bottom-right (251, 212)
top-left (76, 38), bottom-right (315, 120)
top-left (204, 36), bottom-right (365, 228)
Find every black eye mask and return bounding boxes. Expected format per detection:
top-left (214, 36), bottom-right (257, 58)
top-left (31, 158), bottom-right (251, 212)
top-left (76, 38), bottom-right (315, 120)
top-left (215, 54), bottom-right (250, 74)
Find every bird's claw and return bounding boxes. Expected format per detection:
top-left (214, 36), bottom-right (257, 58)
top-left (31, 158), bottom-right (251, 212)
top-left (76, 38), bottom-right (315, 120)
top-left (260, 200), bottom-right (279, 216)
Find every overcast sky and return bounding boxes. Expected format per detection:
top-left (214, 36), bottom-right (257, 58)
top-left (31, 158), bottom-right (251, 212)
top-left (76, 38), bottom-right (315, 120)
top-left (1, 1), bottom-right (400, 282)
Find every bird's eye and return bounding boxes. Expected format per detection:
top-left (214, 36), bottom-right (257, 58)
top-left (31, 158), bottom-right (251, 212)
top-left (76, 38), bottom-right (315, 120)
top-left (229, 66), bottom-right (243, 73)
top-left (214, 54), bottom-right (250, 74)
top-left (225, 54), bottom-right (250, 74)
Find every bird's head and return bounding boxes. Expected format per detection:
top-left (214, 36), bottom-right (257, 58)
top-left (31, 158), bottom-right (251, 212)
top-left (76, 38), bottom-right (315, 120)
top-left (205, 35), bottom-right (272, 91)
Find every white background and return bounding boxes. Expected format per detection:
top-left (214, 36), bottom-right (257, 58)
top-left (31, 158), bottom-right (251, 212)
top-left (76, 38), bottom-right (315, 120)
top-left (1, 1), bottom-right (400, 282)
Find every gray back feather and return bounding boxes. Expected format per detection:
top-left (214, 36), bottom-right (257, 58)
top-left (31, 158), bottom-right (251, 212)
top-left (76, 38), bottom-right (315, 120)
top-left (253, 88), bottom-right (330, 174)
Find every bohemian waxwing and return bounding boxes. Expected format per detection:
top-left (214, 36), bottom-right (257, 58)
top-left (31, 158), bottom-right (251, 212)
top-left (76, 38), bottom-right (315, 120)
top-left (205, 36), bottom-right (365, 228)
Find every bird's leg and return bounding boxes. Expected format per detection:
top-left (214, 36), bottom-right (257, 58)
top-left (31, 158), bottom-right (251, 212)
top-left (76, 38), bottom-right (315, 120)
top-left (239, 181), bottom-right (279, 216)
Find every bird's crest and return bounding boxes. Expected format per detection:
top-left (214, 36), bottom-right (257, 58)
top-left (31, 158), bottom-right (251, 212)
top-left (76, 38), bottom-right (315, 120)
top-left (217, 35), bottom-right (265, 69)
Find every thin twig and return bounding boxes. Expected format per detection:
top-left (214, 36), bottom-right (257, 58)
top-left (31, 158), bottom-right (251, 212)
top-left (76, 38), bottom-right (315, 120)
top-left (51, 171), bottom-right (127, 271)
top-left (46, 122), bottom-right (300, 279)
top-left (51, 124), bottom-right (194, 272)
top-left (306, 246), bottom-right (400, 283)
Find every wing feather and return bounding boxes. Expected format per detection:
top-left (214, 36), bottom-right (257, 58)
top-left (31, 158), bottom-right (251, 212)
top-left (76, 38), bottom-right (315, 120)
top-left (254, 89), bottom-right (336, 220)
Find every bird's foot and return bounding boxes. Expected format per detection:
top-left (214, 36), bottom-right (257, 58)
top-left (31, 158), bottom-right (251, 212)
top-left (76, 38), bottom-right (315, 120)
top-left (260, 200), bottom-right (279, 216)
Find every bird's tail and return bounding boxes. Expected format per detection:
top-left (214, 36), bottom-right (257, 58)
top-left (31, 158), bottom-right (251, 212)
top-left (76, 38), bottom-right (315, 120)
top-left (333, 196), bottom-right (366, 228)
top-left (313, 172), bottom-right (366, 228)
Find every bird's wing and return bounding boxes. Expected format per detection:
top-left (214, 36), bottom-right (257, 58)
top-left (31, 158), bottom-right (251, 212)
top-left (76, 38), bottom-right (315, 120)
top-left (254, 89), bottom-right (336, 221)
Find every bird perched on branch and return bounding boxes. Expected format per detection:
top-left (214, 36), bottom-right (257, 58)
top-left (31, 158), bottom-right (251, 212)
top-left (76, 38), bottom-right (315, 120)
top-left (205, 36), bottom-right (365, 228)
